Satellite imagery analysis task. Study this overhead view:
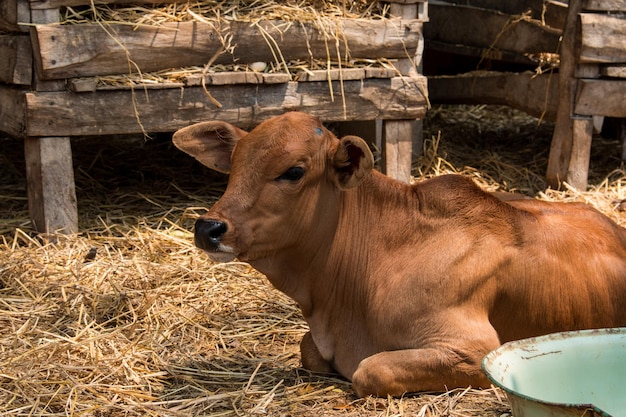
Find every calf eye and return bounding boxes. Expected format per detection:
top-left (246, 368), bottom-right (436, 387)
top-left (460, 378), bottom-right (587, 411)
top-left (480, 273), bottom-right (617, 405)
top-left (276, 166), bottom-right (305, 181)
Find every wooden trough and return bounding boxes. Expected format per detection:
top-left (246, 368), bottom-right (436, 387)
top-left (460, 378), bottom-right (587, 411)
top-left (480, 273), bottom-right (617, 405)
top-left (425, 0), bottom-right (626, 190)
top-left (0, 0), bottom-right (428, 234)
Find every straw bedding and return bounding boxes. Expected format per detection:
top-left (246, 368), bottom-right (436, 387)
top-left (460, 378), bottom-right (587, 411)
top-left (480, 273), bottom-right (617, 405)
top-left (1, 105), bottom-right (625, 416)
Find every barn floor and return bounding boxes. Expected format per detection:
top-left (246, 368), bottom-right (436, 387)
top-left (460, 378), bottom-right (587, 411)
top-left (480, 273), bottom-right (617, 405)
top-left (1, 105), bottom-right (624, 416)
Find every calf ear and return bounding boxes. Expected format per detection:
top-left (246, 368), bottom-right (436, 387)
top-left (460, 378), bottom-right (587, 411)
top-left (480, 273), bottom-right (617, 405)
top-left (331, 135), bottom-right (374, 189)
top-left (172, 122), bottom-right (248, 174)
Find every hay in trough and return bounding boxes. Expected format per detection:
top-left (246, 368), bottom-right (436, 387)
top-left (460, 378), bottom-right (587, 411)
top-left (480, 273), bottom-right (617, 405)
top-left (58, 0), bottom-right (396, 88)
top-left (61, 0), bottom-right (388, 26)
top-left (1, 105), bottom-right (625, 416)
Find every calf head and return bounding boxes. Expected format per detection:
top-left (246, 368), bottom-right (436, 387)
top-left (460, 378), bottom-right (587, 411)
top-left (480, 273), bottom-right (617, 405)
top-left (173, 112), bottom-right (374, 265)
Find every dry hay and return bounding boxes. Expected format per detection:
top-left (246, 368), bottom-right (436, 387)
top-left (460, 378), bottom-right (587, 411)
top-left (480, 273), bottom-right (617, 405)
top-left (1, 105), bottom-right (625, 416)
top-left (61, 0), bottom-right (388, 25)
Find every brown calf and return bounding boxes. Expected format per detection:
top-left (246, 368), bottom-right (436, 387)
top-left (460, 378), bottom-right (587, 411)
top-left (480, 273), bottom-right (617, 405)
top-left (173, 112), bottom-right (626, 397)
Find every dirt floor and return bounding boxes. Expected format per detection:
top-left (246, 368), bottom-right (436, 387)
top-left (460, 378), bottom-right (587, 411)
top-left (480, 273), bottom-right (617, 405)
top-left (0, 105), bottom-right (624, 416)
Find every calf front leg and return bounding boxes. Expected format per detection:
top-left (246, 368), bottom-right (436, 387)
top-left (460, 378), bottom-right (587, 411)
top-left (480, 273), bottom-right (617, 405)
top-left (300, 331), bottom-right (335, 374)
top-left (351, 342), bottom-right (496, 397)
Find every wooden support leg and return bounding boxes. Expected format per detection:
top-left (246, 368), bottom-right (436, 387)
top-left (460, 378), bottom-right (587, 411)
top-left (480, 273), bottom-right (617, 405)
top-left (566, 117), bottom-right (593, 190)
top-left (546, 0), bottom-right (583, 189)
top-left (382, 119), bottom-right (419, 183)
top-left (619, 119), bottom-right (626, 163)
top-left (24, 137), bottom-right (78, 234)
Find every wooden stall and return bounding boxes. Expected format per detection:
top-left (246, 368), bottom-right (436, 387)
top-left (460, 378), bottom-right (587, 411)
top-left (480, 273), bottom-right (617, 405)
top-left (0, 0), bottom-right (428, 234)
top-left (546, 0), bottom-right (626, 189)
top-left (425, 0), bottom-right (626, 190)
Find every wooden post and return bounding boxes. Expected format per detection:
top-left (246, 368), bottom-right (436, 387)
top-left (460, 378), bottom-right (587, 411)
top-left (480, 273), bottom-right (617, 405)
top-left (24, 137), bottom-right (78, 234)
top-left (381, 1), bottom-right (426, 183)
top-left (383, 120), bottom-right (418, 183)
top-left (620, 119), bottom-right (626, 163)
top-left (566, 117), bottom-right (593, 190)
top-left (545, 0), bottom-right (586, 189)
top-left (24, 5), bottom-right (79, 233)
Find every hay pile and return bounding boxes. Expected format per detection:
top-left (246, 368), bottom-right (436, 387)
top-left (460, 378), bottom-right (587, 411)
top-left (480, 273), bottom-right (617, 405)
top-left (1, 105), bottom-right (625, 416)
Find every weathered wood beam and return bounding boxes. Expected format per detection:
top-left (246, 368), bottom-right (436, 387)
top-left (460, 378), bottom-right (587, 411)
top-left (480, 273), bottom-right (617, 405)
top-left (565, 118), bottom-right (593, 190)
top-left (382, 120), bottom-right (417, 183)
top-left (24, 137), bottom-right (78, 234)
top-left (24, 76), bottom-right (428, 136)
top-left (582, 0), bottom-right (626, 11)
top-left (574, 79), bottom-right (626, 118)
top-left (30, 18), bottom-right (423, 80)
top-left (0, 35), bottom-right (32, 85)
top-left (546, 0), bottom-right (585, 189)
top-left (425, 39), bottom-right (542, 66)
top-left (0, 0), bottom-right (30, 32)
top-left (382, 2), bottom-right (425, 183)
top-left (0, 85), bottom-right (26, 137)
top-left (578, 13), bottom-right (626, 64)
top-left (430, 0), bottom-right (567, 29)
top-left (425, 3), bottom-right (561, 57)
top-left (602, 65), bottom-right (626, 78)
top-left (428, 72), bottom-right (559, 121)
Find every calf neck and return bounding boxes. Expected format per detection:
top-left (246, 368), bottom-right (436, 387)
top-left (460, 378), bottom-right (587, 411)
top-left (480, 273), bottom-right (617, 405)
top-left (174, 112), bottom-right (626, 397)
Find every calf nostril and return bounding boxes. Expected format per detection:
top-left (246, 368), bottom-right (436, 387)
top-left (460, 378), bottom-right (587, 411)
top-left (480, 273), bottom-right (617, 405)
top-left (194, 219), bottom-right (228, 249)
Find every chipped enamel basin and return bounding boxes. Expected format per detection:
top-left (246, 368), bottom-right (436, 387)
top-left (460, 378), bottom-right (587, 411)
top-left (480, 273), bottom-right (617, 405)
top-left (482, 328), bottom-right (626, 417)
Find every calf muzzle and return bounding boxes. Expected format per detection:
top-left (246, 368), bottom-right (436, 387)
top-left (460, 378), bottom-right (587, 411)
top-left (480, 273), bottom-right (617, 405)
top-left (194, 218), bottom-right (228, 252)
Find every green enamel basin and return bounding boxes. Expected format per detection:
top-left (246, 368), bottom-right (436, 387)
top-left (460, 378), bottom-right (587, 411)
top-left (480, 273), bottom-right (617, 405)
top-left (482, 328), bottom-right (626, 417)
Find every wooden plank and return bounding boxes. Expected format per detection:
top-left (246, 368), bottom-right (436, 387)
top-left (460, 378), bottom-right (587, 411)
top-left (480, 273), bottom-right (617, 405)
top-left (0, 0), bottom-right (30, 32)
top-left (24, 76), bottom-right (428, 136)
top-left (388, 0), bottom-right (428, 21)
top-left (546, 0), bottom-right (583, 189)
top-left (425, 3), bottom-right (561, 57)
top-left (69, 78), bottom-right (97, 92)
top-left (0, 35), bottom-right (32, 85)
top-left (185, 72), bottom-right (290, 87)
top-left (574, 79), bottom-right (626, 118)
top-left (582, 0), bottom-right (626, 11)
top-left (575, 64), bottom-right (600, 78)
top-left (431, 0), bottom-right (567, 29)
top-left (425, 39), bottom-right (542, 66)
top-left (30, 18), bottom-right (423, 80)
top-left (382, 2), bottom-right (423, 182)
top-left (0, 85), bottom-right (26, 137)
top-left (262, 73), bottom-right (291, 84)
top-left (365, 68), bottom-right (399, 78)
top-left (30, 2), bottom-right (66, 92)
top-left (565, 117), bottom-right (593, 190)
top-left (578, 13), bottom-right (626, 64)
top-left (24, 136), bottom-right (78, 234)
top-left (296, 68), bottom-right (366, 82)
top-left (382, 120), bottom-right (416, 183)
top-left (206, 72), bottom-right (263, 85)
top-left (428, 72), bottom-right (559, 121)
top-left (390, 2), bottom-right (423, 74)
top-left (602, 65), bottom-right (626, 78)
top-left (620, 119), bottom-right (626, 162)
